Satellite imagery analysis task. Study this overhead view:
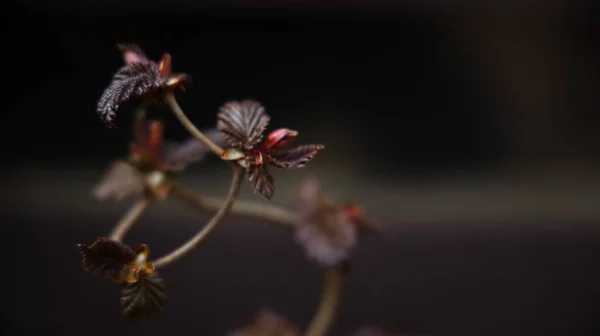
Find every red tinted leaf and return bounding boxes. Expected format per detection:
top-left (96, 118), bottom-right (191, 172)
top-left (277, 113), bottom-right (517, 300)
top-left (217, 100), bottom-right (270, 149)
top-left (247, 164), bottom-right (275, 200)
top-left (294, 179), bottom-right (357, 267)
top-left (118, 44), bottom-right (150, 64)
top-left (268, 144), bottom-right (324, 168)
top-left (295, 207), bottom-right (356, 267)
top-left (92, 161), bottom-right (145, 202)
top-left (296, 212), bottom-right (353, 268)
top-left (97, 62), bottom-right (164, 127)
top-left (120, 272), bottom-right (168, 320)
top-left (78, 238), bottom-right (135, 279)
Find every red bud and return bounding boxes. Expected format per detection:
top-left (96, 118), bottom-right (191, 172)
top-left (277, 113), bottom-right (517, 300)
top-left (263, 128), bottom-right (298, 150)
top-left (343, 203), bottom-right (363, 223)
top-left (158, 53), bottom-right (172, 78)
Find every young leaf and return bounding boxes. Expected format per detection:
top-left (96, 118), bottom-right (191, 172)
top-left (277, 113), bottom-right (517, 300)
top-left (268, 144), bottom-right (324, 168)
top-left (120, 273), bottom-right (168, 320)
top-left (97, 62), bottom-right (164, 127)
top-left (294, 179), bottom-right (357, 267)
top-left (92, 160), bottom-right (145, 202)
top-left (295, 211), bottom-right (356, 267)
top-left (217, 100), bottom-right (270, 150)
top-left (78, 238), bottom-right (135, 279)
top-left (247, 164), bottom-right (275, 200)
top-left (262, 128), bottom-right (298, 150)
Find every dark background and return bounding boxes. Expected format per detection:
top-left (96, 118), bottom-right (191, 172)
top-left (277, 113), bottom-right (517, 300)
top-left (3, 1), bottom-right (600, 335)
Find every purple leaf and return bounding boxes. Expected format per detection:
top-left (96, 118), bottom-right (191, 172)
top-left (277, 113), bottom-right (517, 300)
top-left (293, 179), bottom-right (357, 267)
top-left (247, 164), bottom-right (275, 200)
top-left (77, 238), bottom-right (135, 279)
top-left (120, 272), bottom-right (168, 320)
top-left (295, 207), bottom-right (357, 267)
top-left (217, 100), bottom-right (270, 149)
top-left (92, 161), bottom-right (145, 202)
top-left (97, 62), bottom-right (164, 127)
top-left (268, 144), bottom-right (324, 168)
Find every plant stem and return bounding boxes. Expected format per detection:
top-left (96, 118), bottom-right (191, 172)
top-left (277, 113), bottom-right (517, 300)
top-left (153, 166), bottom-right (244, 269)
top-left (163, 92), bottom-right (224, 157)
top-left (109, 197), bottom-right (152, 241)
top-left (304, 266), bottom-right (344, 336)
top-left (169, 183), bottom-right (298, 228)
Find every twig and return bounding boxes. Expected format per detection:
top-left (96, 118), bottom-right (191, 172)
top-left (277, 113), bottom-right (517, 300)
top-left (305, 266), bottom-right (344, 336)
top-left (109, 197), bottom-right (152, 241)
top-left (169, 183), bottom-right (298, 228)
top-left (153, 166), bottom-right (244, 269)
top-left (163, 92), bottom-right (224, 157)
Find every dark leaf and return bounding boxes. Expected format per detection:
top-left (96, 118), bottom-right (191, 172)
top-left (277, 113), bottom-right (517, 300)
top-left (92, 161), bottom-right (145, 202)
top-left (295, 203), bottom-right (357, 267)
top-left (294, 179), bottom-right (357, 267)
top-left (217, 100), bottom-right (270, 149)
top-left (97, 62), bottom-right (164, 127)
top-left (268, 144), bottom-right (324, 168)
top-left (247, 164), bottom-right (275, 200)
top-left (120, 273), bottom-right (168, 320)
top-left (161, 128), bottom-right (227, 171)
top-left (78, 238), bottom-right (135, 278)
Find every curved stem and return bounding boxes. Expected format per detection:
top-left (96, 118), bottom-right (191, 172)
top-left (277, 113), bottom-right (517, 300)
top-left (163, 92), bottom-right (224, 157)
top-left (305, 266), bottom-right (344, 336)
top-left (169, 183), bottom-right (298, 228)
top-left (109, 197), bottom-right (152, 241)
top-left (153, 166), bottom-right (244, 269)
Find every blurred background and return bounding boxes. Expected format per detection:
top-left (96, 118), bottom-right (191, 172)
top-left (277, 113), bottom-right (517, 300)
top-left (3, 0), bottom-right (600, 335)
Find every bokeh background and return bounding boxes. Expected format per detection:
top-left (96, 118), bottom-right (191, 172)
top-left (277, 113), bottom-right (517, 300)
top-left (4, 0), bottom-right (600, 335)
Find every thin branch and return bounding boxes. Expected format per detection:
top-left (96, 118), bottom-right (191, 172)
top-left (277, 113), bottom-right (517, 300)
top-left (305, 266), bottom-right (344, 336)
top-left (153, 166), bottom-right (244, 269)
top-left (163, 92), bottom-right (224, 157)
top-left (109, 197), bottom-right (152, 241)
top-left (169, 183), bottom-right (298, 228)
